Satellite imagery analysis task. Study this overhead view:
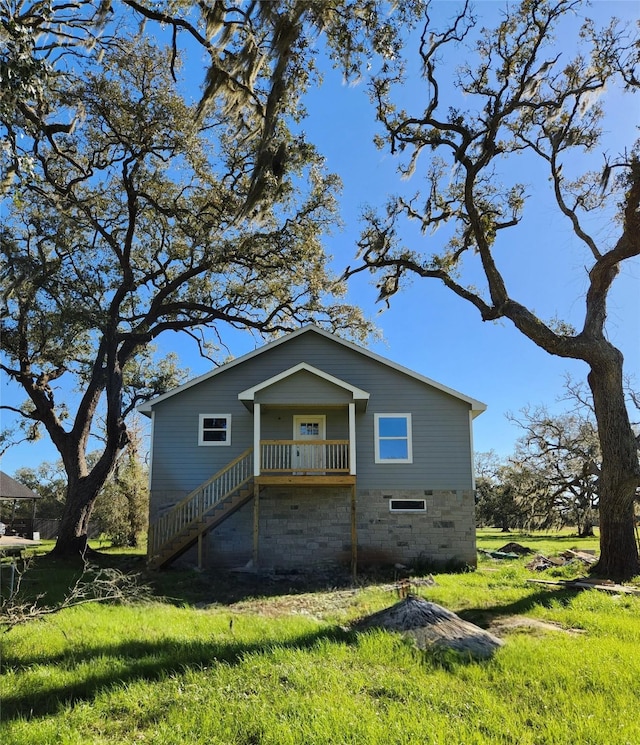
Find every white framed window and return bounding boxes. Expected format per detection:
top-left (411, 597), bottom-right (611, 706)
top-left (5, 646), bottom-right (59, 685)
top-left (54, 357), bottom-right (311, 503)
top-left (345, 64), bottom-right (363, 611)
top-left (198, 414), bottom-right (231, 446)
top-left (389, 498), bottom-right (426, 512)
top-left (374, 413), bottom-right (413, 464)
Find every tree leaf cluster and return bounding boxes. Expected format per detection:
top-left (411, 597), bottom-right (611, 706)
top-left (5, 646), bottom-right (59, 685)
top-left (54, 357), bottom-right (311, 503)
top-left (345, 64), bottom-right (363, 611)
top-left (1, 0), bottom-right (385, 554)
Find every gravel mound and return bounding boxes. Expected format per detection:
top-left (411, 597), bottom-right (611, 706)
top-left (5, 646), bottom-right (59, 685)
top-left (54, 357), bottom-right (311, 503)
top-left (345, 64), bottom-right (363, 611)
top-left (353, 594), bottom-right (504, 659)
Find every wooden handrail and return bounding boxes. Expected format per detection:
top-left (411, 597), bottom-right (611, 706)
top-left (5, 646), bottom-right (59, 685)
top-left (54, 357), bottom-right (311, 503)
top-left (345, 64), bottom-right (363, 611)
top-left (261, 439), bottom-right (349, 445)
top-left (260, 440), bottom-right (349, 473)
top-left (181, 448), bottom-right (253, 507)
top-left (148, 448), bottom-right (253, 559)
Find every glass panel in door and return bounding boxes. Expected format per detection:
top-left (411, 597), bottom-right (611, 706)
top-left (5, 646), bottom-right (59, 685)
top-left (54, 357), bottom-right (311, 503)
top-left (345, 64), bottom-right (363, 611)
top-left (292, 415), bottom-right (325, 473)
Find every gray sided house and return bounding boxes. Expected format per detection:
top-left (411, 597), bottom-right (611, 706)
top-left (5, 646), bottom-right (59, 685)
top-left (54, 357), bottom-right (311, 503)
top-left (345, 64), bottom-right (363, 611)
top-left (139, 326), bottom-right (486, 573)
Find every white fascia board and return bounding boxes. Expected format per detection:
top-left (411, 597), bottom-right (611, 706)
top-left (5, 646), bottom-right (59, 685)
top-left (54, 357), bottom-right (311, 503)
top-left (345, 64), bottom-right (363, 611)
top-left (137, 324), bottom-right (486, 417)
top-left (238, 361), bottom-right (370, 402)
top-left (136, 327), bottom-right (315, 415)
top-left (303, 326), bottom-right (487, 417)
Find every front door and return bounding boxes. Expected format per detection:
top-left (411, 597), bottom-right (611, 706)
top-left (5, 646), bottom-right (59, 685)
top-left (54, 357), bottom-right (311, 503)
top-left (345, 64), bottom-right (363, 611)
top-left (292, 415), bottom-right (326, 473)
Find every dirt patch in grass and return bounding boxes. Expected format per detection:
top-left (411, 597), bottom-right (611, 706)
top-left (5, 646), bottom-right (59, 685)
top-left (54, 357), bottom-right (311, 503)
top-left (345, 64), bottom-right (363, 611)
top-left (226, 587), bottom-right (362, 620)
top-left (497, 542), bottom-right (534, 555)
top-left (148, 566), bottom-right (400, 607)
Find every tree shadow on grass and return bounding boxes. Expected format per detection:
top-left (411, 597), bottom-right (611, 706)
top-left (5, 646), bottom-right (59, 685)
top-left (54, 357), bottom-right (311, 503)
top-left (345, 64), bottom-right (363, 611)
top-left (2, 561), bottom-right (595, 724)
top-left (146, 565), bottom-right (389, 607)
top-left (1, 583), bottom-right (590, 723)
top-left (13, 554), bottom-right (356, 609)
top-left (0, 624), bottom-right (356, 722)
top-left (456, 586), bottom-right (580, 628)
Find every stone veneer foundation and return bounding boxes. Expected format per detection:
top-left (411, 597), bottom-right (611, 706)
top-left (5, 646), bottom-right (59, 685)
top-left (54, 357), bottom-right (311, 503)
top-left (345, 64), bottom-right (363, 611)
top-left (194, 486), bottom-right (476, 571)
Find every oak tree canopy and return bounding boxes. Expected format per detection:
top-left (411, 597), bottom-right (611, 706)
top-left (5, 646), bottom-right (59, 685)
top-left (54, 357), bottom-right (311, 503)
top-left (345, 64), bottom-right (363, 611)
top-left (0, 1), bottom-right (381, 555)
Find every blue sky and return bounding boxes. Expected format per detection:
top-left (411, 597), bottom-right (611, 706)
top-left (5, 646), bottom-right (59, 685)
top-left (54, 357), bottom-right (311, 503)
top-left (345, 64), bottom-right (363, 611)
top-left (1, 0), bottom-right (638, 476)
top-left (304, 0), bottom-right (640, 458)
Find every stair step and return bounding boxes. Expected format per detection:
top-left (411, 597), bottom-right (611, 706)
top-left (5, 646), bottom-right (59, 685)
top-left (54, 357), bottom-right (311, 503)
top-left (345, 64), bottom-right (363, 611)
top-left (149, 481), bottom-right (256, 569)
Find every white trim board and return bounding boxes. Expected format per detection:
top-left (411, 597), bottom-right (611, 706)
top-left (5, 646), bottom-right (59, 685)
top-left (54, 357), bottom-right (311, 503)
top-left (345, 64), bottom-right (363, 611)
top-left (137, 325), bottom-right (486, 417)
top-left (238, 362), bottom-right (369, 410)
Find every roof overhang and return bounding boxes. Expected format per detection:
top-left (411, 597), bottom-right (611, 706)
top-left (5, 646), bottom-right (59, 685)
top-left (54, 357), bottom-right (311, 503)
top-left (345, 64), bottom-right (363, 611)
top-left (0, 471), bottom-right (42, 500)
top-left (238, 362), bottom-right (370, 412)
top-left (137, 325), bottom-right (486, 418)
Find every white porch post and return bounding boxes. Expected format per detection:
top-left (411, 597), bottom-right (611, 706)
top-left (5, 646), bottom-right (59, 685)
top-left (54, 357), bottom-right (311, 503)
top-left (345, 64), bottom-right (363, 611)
top-left (253, 403), bottom-right (261, 477)
top-left (348, 402), bottom-right (357, 475)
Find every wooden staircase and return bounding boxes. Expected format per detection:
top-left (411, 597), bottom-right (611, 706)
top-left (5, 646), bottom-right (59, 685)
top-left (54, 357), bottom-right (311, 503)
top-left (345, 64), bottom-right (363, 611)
top-left (147, 449), bottom-right (254, 570)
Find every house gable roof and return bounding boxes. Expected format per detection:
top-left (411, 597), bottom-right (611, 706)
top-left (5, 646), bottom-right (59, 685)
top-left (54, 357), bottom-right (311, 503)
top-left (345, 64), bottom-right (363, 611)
top-left (238, 362), bottom-right (370, 412)
top-left (138, 325), bottom-right (487, 417)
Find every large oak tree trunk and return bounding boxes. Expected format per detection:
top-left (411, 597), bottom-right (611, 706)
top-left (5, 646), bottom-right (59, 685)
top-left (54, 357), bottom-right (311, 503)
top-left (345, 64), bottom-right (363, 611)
top-left (577, 512), bottom-right (595, 538)
top-left (51, 477), bottom-right (101, 557)
top-left (49, 359), bottom-right (127, 557)
top-left (51, 437), bottom-right (121, 558)
top-left (53, 498), bottom-right (93, 556)
top-left (588, 353), bottom-right (640, 581)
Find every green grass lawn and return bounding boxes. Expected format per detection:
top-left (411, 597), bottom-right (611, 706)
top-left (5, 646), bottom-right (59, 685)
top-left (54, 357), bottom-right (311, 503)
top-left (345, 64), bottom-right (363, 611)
top-left (476, 527), bottom-right (601, 555)
top-left (1, 531), bottom-right (639, 745)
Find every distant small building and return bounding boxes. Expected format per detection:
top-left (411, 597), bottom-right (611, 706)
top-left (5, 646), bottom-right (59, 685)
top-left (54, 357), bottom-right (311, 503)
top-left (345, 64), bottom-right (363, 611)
top-left (139, 325), bottom-right (486, 573)
top-left (0, 470), bottom-right (42, 538)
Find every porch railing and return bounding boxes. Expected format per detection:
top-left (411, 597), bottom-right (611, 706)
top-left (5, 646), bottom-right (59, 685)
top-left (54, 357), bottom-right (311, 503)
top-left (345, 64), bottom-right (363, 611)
top-left (260, 440), bottom-right (349, 473)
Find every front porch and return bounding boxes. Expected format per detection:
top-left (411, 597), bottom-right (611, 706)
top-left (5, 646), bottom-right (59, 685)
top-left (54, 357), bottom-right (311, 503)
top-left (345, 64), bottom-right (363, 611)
top-left (239, 361), bottom-right (368, 485)
top-left (148, 362), bottom-right (368, 571)
top-left (257, 439), bottom-right (356, 486)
